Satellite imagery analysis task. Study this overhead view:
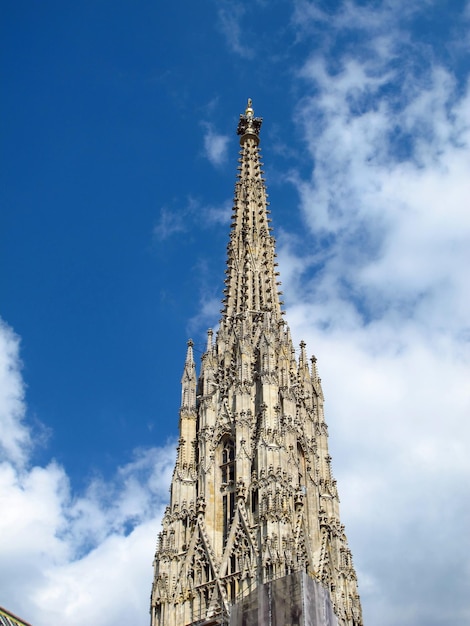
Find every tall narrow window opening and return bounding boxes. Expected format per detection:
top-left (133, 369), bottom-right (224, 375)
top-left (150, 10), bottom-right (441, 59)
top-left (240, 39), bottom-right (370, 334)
top-left (221, 437), bottom-right (236, 544)
top-left (221, 439), bottom-right (235, 485)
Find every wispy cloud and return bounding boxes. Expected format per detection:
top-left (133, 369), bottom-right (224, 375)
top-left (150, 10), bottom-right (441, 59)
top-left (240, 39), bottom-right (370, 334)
top-left (204, 198), bottom-right (232, 225)
top-left (187, 295), bottom-right (222, 340)
top-left (153, 206), bottom-right (187, 241)
top-left (0, 320), bottom-right (30, 466)
top-left (216, 2), bottom-right (254, 59)
top-left (201, 122), bottom-right (230, 167)
top-left (154, 196), bottom-right (231, 241)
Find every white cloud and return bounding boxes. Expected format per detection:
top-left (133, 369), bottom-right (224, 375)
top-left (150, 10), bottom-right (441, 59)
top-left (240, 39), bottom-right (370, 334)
top-left (153, 206), bottom-right (187, 240)
top-left (202, 123), bottom-right (230, 167)
top-left (31, 520), bottom-right (162, 626)
top-left (204, 198), bottom-right (232, 225)
top-left (154, 197), bottom-right (230, 240)
top-left (306, 329), bottom-right (470, 625)
top-left (0, 320), bottom-right (30, 466)
top-left (0, 318), bottom-right (176, 626)
top-left (216, 2), bottom-right (253, 59)
top-left (281, 3), bottom-right (470, 623)
top-left (187, 295), bottom-right (221, 340)
top-left (292, 58), bottom-right (470, 331)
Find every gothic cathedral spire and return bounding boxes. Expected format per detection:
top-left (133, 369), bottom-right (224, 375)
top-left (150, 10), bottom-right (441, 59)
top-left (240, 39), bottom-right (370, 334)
top-left (150, 100), bottom-right (362, 626)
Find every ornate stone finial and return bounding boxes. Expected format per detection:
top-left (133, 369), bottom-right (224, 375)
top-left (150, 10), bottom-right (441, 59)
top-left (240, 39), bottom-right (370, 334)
top-left (311, 354), bottom-right (319, 381)
top-left (185, 339), bottom-right (194, 363)
top-left (237, 98), bottom-right (263, 140)
top-left (236, 478), bottom-right (247, 500)
top-left (206, 328), bottom-right (213, 353)
top-left (196, 495), bottom-right (206, 516)
top-left (298, 341), bottom-right (308, 374)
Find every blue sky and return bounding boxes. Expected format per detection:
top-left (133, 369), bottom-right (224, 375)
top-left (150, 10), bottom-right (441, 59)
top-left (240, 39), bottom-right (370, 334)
top-left (1, 1), bottom-right (469, 625)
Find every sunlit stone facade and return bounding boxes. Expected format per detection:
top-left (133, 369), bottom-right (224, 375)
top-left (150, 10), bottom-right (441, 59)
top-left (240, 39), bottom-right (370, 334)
top-left (150, 101), bottom-right (362, 626)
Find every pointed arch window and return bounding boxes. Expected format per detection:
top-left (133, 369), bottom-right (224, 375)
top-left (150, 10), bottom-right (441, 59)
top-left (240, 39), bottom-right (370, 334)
top-left (220, 437), bottom-right (236, 544)
top-left (297, 443), bottom-right (306, 490)
top-left (221, 438), bottom-right (235, 485)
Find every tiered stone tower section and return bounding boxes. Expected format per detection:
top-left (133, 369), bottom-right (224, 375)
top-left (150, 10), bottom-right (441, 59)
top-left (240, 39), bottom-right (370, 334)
top-left (150, 101), bottom-right (362, 626)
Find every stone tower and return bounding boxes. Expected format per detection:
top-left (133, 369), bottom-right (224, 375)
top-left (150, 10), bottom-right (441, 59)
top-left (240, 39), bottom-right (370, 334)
top-left (150, 100), bottom-right (362, 626)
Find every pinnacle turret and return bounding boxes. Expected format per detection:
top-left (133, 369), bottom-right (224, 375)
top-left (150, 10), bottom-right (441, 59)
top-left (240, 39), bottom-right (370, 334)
top-left (180, 339), bottom-right (196, 410)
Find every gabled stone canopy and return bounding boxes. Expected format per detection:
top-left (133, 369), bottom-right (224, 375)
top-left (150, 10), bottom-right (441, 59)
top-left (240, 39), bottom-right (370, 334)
top-left (151, 100), bottom-right (362, 626)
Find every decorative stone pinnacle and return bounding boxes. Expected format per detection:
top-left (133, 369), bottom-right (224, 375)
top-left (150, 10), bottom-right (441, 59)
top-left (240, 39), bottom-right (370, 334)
top-left (237, 97), bottom-right (263, 140)
top-left (206, 328), bottom-right (213, 352)
top-left (185, 339), bottom-right (195, 365)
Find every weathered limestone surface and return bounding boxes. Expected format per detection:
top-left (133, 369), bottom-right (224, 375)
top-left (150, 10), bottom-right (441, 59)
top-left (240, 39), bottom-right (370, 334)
top-left (150, 101), bottom-right (362, 626)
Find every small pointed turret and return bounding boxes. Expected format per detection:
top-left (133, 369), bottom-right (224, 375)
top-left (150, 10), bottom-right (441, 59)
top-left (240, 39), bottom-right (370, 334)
top-left (205, 328), bottom-right (213, 353)
top-left (180, 339), bottom-right (196, 410)
top-left (298, 340), bottom-right (309, 374)
top-left (311, 353), bottom-right (324, 400)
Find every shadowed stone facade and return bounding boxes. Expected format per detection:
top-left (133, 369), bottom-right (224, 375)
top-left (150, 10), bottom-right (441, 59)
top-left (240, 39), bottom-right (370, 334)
top-left (150, 100), bottom-right (362, 626)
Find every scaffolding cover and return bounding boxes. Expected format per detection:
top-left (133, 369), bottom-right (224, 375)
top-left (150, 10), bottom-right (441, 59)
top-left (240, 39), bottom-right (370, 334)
top-left (229, 572), bottom-right (338, 626)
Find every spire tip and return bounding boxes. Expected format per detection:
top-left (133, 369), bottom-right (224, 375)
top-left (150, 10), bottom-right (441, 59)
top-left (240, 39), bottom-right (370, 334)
top-left (237, 98), bottom-right (262, 140)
